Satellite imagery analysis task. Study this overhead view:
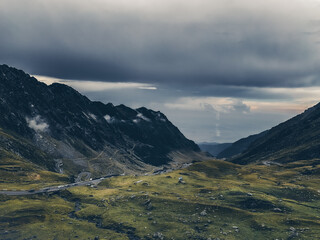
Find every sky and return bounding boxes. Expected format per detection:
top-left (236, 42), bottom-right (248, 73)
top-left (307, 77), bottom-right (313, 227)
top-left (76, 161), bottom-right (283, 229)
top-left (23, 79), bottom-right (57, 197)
top-left (1, 0), bottom-right (320, 143)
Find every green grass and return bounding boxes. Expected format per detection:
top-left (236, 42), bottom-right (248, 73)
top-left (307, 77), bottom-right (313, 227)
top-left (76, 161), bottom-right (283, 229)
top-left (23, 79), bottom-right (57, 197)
top-left (2, 159), bottom-right (320, 239)
top-left (0, 149), bottom-right (69, 191)
top-left (0, 195), bottom-right (125, 239)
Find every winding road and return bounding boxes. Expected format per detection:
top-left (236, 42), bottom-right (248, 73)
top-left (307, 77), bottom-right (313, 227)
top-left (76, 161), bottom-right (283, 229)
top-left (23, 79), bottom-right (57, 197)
top-left (0, 174), bottom-right (119, 196)
top-left (0, 162), bottom-right (194, 196)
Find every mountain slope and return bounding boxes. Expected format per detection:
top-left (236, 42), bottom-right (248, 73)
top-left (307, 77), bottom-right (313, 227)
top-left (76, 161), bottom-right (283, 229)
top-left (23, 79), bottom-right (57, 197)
top-left (217, 131), bottom-right (268, 159)
top-left (231, 103), bottom-right (320, 164)
top-left (199, 142), bottom-right (232, 156)
top-left (0, 64), bottom-right (200, 177)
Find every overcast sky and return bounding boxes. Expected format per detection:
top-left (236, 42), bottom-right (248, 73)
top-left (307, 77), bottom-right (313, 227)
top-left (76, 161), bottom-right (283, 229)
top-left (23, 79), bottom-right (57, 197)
top-left (1, 0), bottom-right (320, 143)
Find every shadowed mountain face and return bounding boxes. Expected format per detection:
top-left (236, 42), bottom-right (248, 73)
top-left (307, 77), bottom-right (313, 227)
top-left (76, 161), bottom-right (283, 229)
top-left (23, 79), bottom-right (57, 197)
top-left (217, 131), bottom-right (268, 159)
top-left (0, 64), bottom-right (200, 176)
top-left (231, 103), bottom-right (320, 165)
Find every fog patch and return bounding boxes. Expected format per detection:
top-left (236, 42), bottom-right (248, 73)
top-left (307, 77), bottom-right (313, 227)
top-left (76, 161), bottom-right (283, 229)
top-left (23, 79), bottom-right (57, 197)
top-left (26, 115), bottom-right (49, 132)
top-left (132, 119), bottom-right (140, 124)
top-left (216, 112), bottom-right (221, 137)
top-left (104, 114), bottom-right (116, 123)
top-left (88, 113), bottom-right (97, 121)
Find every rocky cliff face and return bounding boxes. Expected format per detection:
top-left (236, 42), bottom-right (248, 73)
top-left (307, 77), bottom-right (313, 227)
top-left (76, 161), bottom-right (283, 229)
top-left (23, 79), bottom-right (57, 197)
top-left (0, 64), bottom-right (200, 177)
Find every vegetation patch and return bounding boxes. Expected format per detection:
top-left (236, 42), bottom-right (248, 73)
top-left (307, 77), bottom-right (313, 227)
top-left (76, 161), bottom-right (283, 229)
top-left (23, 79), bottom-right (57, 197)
top-left (2, 159), bottom-right (320, 239)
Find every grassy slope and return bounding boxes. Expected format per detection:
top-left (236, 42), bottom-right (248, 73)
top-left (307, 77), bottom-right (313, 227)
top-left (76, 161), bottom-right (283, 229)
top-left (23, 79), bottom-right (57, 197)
top-left (1, 159), bottom-right (320, 239)
top-left (0, 128), bottom-right (70, 191)
top-left (0, 148), bottom-right (69, 191)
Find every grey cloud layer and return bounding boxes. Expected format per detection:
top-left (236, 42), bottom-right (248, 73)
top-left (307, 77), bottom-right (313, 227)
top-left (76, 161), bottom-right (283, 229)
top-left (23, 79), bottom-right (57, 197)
top-left (1, 0), bottom-right (320, 142)
top-left (1, 0), bottom-right (320, 90)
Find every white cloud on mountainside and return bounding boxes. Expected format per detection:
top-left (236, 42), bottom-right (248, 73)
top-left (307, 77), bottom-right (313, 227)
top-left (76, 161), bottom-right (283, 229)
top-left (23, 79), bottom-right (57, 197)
top-left (26, 115), bottom-right (49, 132)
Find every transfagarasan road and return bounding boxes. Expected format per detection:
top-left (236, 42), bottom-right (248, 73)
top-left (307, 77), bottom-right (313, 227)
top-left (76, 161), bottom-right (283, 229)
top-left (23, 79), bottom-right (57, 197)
top-left (0, 175), bottom-right (117, 196)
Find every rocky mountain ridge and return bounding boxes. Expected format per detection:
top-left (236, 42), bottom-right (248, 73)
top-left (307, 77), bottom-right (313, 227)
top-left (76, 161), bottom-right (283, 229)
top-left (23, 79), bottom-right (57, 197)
top-left (231, 102), bottom-right (320, 164)
top-left (0, 64), bottom-right (201, 177)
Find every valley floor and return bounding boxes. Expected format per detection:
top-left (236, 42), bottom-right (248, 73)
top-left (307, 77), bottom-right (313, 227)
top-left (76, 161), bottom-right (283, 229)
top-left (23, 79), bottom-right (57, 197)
top-left (1, 159), bottom-right (320, 240)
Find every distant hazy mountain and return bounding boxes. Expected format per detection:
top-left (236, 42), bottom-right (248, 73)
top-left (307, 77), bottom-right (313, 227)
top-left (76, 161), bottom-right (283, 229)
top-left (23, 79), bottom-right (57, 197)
top-left (198, 142), bottom-right (232, 156)
top-left (231, 103), bottom-right (320, 164)
top-left (0, 64), bottom-right (201, 177)
top-left (217, 131), bottom-right (268, 159)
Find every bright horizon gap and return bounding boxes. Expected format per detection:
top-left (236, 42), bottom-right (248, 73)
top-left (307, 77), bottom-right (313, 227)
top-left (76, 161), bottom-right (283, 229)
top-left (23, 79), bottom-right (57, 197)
top-left (34, 75), bottom-right (158, 91)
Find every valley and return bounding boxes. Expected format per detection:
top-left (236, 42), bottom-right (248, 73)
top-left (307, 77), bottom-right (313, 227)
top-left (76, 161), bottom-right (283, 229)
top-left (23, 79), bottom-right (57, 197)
top-left (1, 65), bottom-right (320, 239)
top-left (2, 159), bottom-right (320, 239)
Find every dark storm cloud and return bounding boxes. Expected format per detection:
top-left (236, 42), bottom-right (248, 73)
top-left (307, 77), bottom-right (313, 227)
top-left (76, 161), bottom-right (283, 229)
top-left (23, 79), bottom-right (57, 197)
top-left (0, 0), bottom-right (320, 90)
top-left (0, 46), bottom-right (136, 80)
top-left (2, 0), bottom-right (320, 143)
top-left (29, 54), bottom-right (135, 81)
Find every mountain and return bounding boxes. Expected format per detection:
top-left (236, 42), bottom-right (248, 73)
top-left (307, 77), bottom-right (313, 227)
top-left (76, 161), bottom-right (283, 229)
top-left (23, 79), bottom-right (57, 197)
top-left (217, 131), bottom-right (268, 159)
top-left (231, 102), bottom-right (320, 165)
top-left (0, 64), bottom-right (201, 177)
top-left (198, 142), bottom-right (232, 156)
